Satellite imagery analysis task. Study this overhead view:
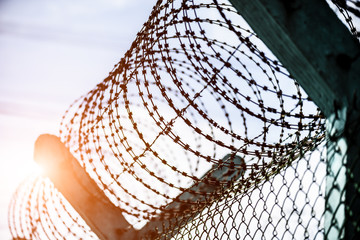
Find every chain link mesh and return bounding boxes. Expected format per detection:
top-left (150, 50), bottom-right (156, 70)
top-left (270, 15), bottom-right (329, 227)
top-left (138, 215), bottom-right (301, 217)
top-left (161, 141), bottom-right (326, 240)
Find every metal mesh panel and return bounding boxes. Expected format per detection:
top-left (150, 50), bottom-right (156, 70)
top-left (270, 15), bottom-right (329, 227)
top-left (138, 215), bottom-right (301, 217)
top-left (157, 140), bottom-right (326, 239)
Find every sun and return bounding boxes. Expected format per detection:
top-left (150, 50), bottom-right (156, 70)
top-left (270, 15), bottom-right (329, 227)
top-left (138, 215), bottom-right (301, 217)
top-left (28, 161), bottom-right (45, 175)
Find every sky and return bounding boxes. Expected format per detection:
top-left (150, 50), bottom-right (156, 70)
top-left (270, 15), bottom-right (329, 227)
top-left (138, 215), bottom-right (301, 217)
top-left (0, 0), bottom-right (153, 238)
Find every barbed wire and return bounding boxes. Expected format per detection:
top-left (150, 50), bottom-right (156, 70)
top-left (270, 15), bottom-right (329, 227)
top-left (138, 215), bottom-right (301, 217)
top-left (7, 0), bottom-right (339, 239)
top-left (330, 0), bottom-right (360, 39)
top-left (58, 0), bottom-right (324, 227)
top-left (8, 176), bottom-right (98, 240)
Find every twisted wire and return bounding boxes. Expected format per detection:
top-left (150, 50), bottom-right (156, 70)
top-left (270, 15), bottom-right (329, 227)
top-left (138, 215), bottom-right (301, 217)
top-left (8, 0), bottom-right (336, 238)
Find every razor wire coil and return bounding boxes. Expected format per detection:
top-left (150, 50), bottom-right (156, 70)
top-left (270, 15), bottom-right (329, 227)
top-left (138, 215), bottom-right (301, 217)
top-left (11, 0), bottom-right (358, 239)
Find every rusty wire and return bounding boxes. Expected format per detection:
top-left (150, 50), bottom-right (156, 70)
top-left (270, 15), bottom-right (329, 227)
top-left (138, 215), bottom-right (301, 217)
top-left (8, 0), bottom-right (333, 239)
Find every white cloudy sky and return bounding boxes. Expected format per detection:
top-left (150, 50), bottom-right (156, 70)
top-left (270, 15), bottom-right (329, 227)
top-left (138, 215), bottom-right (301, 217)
top-left (0, 0), bottom-right (153, 238)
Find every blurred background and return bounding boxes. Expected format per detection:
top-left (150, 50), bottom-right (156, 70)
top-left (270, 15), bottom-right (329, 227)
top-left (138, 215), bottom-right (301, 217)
top-left (0, 0), bottom-right (153, 238)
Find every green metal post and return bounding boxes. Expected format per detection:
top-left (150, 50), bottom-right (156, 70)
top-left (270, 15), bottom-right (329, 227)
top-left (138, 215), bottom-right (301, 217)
top-left (228, 0), bottom-right (360, 238)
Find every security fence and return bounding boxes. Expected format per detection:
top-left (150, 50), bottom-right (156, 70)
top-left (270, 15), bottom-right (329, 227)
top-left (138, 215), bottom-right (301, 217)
top-left (8, 0), bottom-right (360, 239)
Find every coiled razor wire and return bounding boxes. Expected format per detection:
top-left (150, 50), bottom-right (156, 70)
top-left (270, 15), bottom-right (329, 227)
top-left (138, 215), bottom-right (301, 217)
top-left (8, 177), bottom-right (97, 240)
top-left (12, 0), bottom-right (360, 239)
top-left (58, 0), bottom-right (324, 227)
top-left (329, 0), bottom-right (360, 40)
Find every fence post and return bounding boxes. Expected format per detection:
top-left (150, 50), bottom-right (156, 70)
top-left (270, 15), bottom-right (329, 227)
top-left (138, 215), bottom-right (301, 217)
top-left (34, 134), bottom-right (245, 239)
top-left (134, 154), bottom-right (245, 239)
top-left (228, 0), bottom-right (360, 238)
top-left (34, 134), bottom-right (137, 240)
